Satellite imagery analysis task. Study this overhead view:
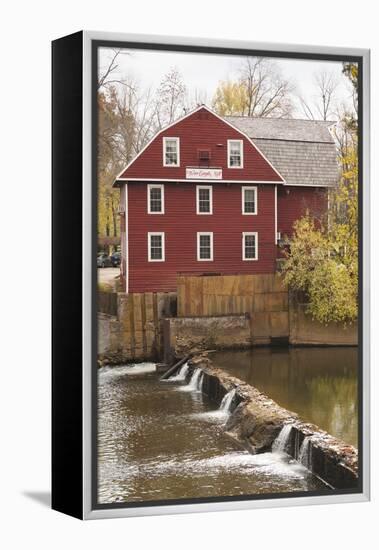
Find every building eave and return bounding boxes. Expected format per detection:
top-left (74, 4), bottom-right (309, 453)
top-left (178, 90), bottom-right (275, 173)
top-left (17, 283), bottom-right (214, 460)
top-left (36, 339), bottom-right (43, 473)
top-left (114, 177), bottom-right (337, 188)
top-left (114, 177), bottom-right (286, 186)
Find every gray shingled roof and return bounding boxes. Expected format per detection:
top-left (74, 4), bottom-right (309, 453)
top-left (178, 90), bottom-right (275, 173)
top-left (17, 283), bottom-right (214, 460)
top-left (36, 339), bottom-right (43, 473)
top-left (226, 116), bottom-right (339, 187)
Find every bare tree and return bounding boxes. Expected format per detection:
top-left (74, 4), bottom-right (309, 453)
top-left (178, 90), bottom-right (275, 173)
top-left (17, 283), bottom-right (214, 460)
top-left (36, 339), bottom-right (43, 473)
top-left (330, 105), bottom-right (357, 170)
top-left (97, 75), bottom-right (163, 241)
top-left (99, 80), bottom-right (158, 172)
top-left (298, 70), bottom-right (339, 121)
top-left (98, 49), bottom-right (135, 92)
top-left (212, 57), bottom-right (294, 118)
top-left (240, 57), bottom-right (294, 117)
top-left (186, 87), bottom-right (208, 110)
top-left (155, 68), bottom-right (187, 129)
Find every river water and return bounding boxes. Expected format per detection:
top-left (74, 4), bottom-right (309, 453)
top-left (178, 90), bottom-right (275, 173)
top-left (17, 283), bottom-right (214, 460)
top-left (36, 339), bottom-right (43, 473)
top-left (212, 347), bottom-right (358, 447)
top-left (98, 363), bottom-right (327, 505)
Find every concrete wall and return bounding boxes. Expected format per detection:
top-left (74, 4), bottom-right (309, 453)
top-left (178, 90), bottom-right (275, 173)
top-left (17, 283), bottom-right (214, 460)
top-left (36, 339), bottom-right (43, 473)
top-left (164, 315), bottom-right (252, 362)
top-left (289, 295), bottom-right (358, 346)
top-left (97, 291), bottom-right (176, 365)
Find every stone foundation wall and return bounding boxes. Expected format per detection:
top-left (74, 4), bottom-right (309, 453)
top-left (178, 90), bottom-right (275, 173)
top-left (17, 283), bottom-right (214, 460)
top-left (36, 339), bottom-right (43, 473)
top-left (163, 315), bottom-right (253, 363)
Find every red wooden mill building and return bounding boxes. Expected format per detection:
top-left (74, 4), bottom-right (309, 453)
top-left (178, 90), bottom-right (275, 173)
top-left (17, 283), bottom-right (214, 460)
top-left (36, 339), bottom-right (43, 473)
top-left (113, 105), bottom-right (338, 293)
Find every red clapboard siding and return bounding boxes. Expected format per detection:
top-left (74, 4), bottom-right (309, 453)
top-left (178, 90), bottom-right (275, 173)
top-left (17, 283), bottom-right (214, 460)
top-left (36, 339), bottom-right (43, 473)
top-left (277, 186), bottom-right (328, 238)
top-left (119, 107), bottom-right (283, 183)
top-left (127, 182), bottom-right (277, 293)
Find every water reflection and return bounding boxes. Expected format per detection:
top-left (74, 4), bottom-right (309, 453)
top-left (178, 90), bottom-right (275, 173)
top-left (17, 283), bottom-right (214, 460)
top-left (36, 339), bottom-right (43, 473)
top-left (212, 347), bottom-right (358, 447)
top-left (97, 367), bottom-right (327, 504)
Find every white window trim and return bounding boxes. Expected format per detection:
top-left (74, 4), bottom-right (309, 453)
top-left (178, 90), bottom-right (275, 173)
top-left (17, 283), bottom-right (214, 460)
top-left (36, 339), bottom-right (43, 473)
top-left (242, 186), bottom-right (258, 215)
top-left (274, 184), bottom-right (278, 244)
top-left (147, 184), bottom-right (165, 214)
top-left (148, 232), bottom-right (165, 262)
top-left (242, 232), bottom-right (258, 261)
top-left (163, 136), bottom-right (180, 167)
top-left (196, 185), bottom-right (213, 215)
top-left (227, 139), bottom-right (244, 169)
top-left (197, 232), bottom-right (214, 261)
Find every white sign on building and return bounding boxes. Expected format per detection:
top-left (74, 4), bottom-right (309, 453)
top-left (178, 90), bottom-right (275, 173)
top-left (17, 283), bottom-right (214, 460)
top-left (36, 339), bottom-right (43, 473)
top-left (186, 168), bottom-right (222, 180)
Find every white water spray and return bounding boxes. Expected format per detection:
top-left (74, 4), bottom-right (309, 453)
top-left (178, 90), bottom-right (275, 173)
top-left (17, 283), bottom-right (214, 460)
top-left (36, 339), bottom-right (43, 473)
top-left (219, 388), bottom-right (236, 414)
top-left (98, 362), bottom-right (156, 383)
top-left (169, 362), bottom-right (189, 382)
top-left (192, 370), bottom-right (204, 392)
top-left (298, 437), bottom-right (312, 470)
top-left (189, 387), bottom-right (236, 423)
top-left (272, 423), bottom-right (293, 454)
top-left (178, 368), bottom-right (204, 392)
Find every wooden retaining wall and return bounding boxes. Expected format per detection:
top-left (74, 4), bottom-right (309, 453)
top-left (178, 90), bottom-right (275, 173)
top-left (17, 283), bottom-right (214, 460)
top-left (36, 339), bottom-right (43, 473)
top-left (177, 273), bottom-right (288, 316)
top-left (98, 274), bottom-right (357, 364)
top-left (177, 274), bottom-right (289, 344)
top-left (97, 291), bottom-right (177, 364)
top-left (176, 274), bottom-right (357, 346)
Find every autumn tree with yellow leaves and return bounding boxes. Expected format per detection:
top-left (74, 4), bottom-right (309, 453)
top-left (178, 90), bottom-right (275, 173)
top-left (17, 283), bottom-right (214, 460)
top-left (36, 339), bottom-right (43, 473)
top-left (282, 64), bottom-right (358, 324)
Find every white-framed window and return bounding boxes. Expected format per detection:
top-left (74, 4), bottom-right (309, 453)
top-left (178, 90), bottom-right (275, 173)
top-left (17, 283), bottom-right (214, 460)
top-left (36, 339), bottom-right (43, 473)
top-left (163, 137), bottom-right (180, 167)
top-left (196, 185), bottom-right (213, 214)
top-left (147, 184), bottom-right (164, 214)
top-left (227, 139), bottom-right (244, 168)
top-left (197, 232), bottom-right (213, 261)
top-left (242, 232), bottom-right (258, 261)
top-left (242, 186), bottom-right (258, 215)
top-left (148, 232), bottom-right (165, 262)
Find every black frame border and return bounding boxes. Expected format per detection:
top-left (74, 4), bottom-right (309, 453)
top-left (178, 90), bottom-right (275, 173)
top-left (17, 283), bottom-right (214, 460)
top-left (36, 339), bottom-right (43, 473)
top-left (52, 30), bottom-right (84, 519)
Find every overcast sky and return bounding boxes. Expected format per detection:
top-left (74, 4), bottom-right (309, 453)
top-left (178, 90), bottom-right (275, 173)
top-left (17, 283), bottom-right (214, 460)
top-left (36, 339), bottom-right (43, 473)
top-left (99, 46), bottom-right (355, 120)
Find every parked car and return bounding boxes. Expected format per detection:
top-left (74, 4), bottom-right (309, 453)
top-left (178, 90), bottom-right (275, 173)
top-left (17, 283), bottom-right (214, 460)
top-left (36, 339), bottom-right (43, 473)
top-left (97, 253), bottom-right (112, 268)
top-left (110, 251), bottom-right (121, 267)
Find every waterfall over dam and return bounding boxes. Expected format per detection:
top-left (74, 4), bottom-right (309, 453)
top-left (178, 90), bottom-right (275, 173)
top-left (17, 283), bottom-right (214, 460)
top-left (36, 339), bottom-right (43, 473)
top-left (163, 354), bottom-right (358, 491)
top-left (272, 424), bottom-right (294, 454)
top-left (219, 388), bottom-right (237, 414)
top-left (167, 361), bottom-right (189, 382)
